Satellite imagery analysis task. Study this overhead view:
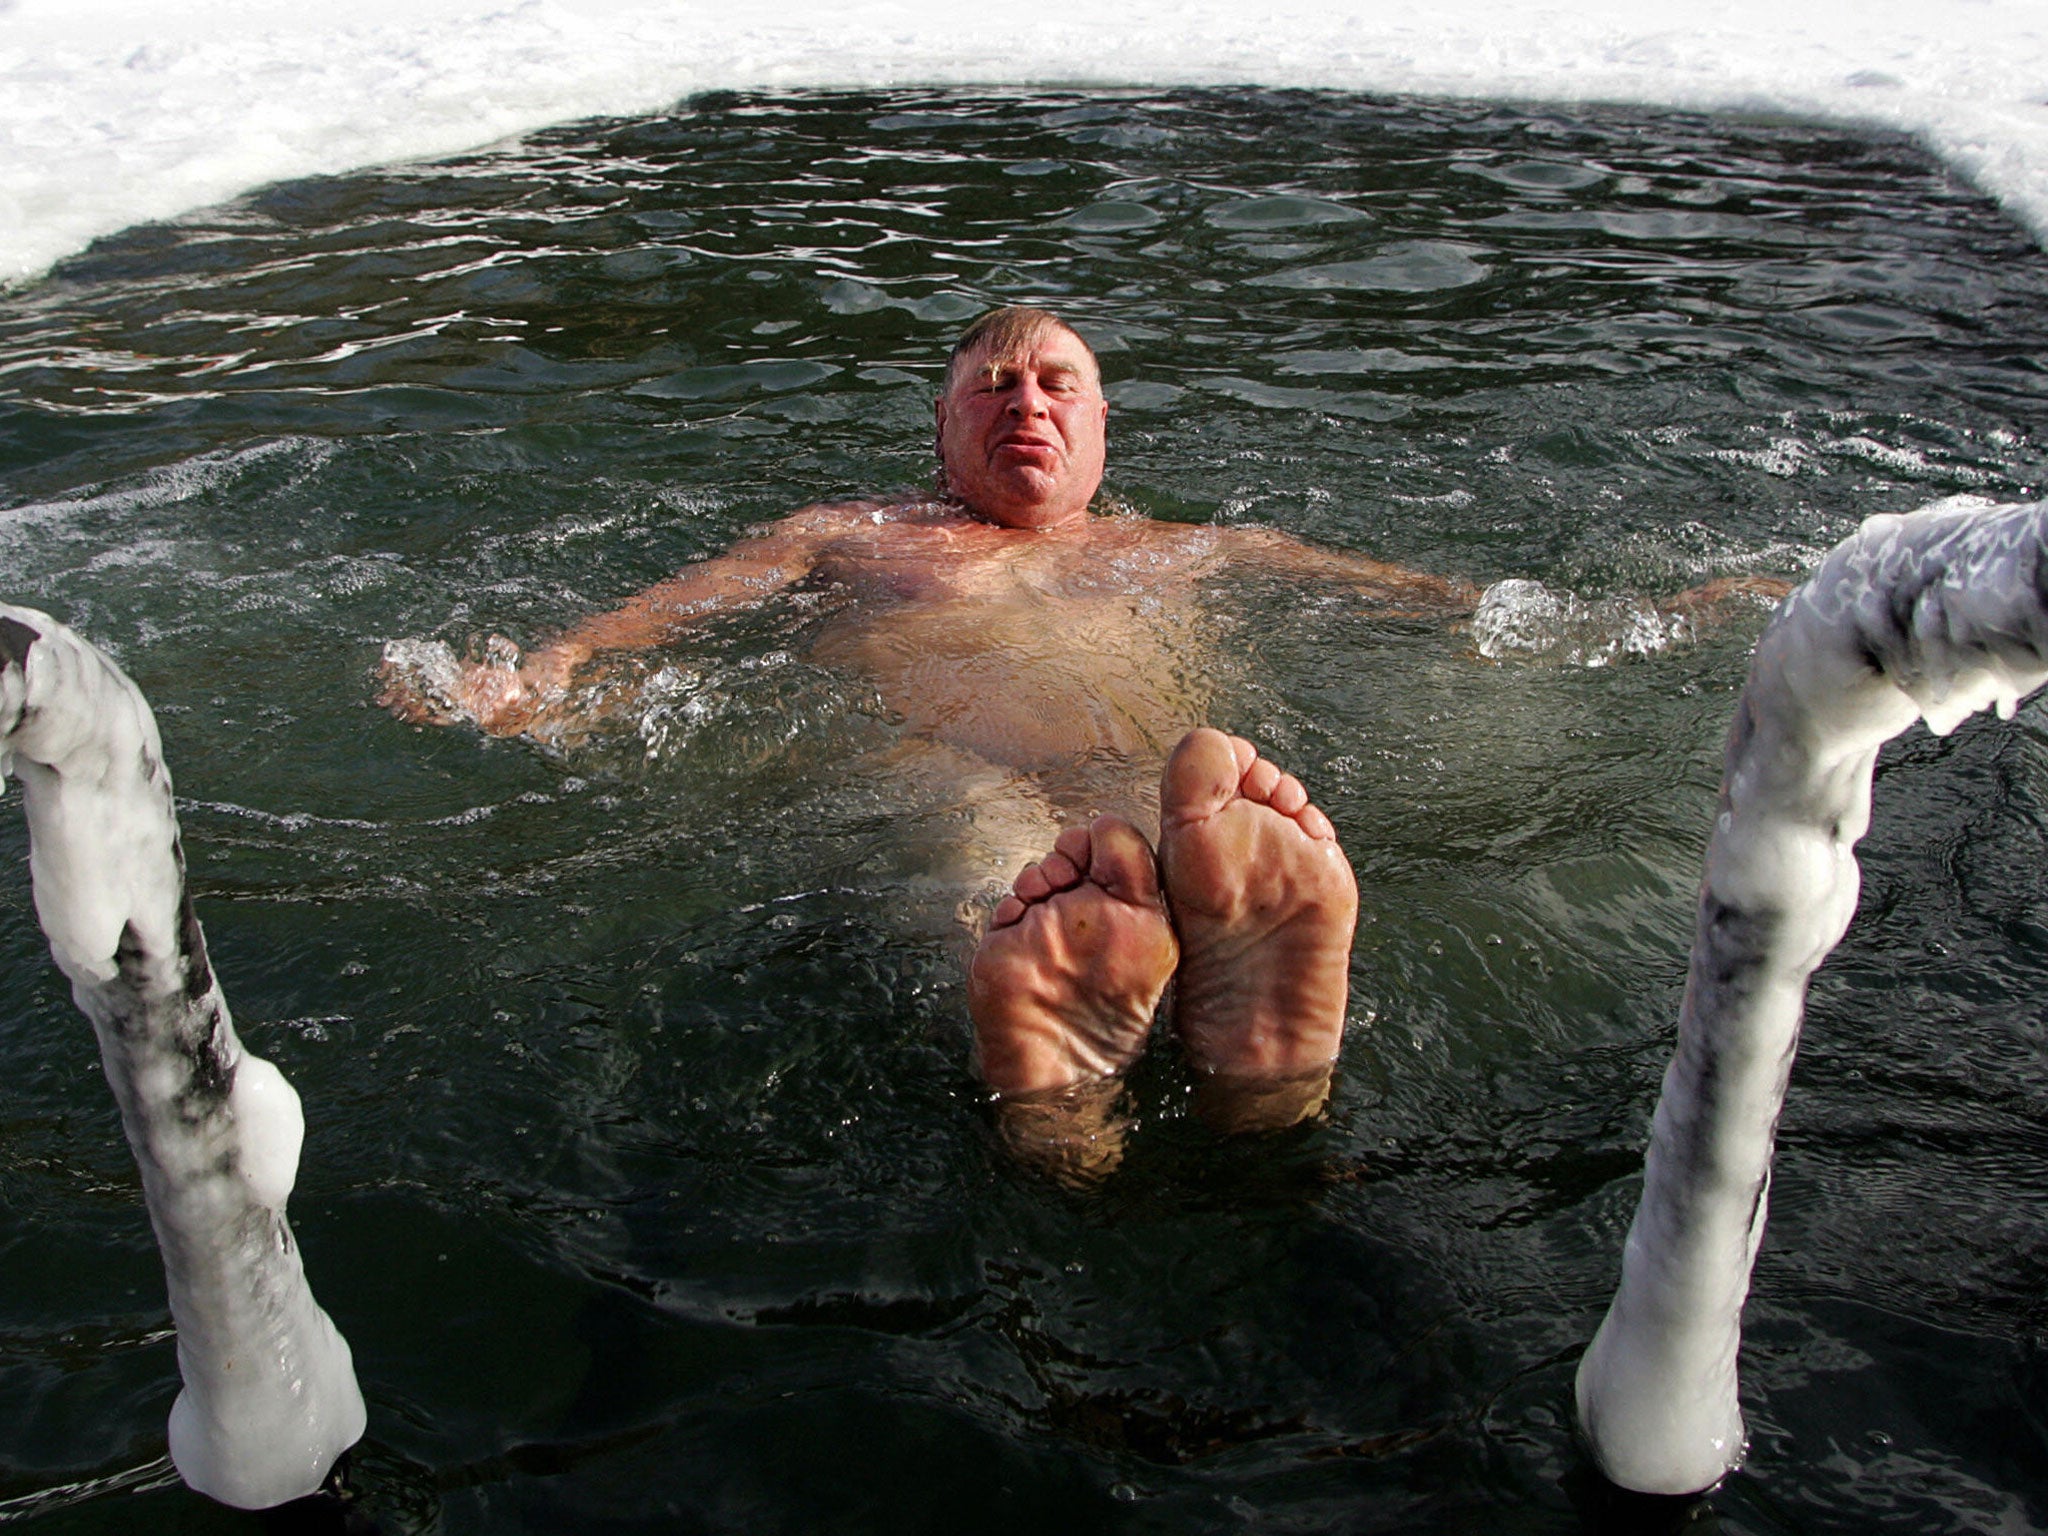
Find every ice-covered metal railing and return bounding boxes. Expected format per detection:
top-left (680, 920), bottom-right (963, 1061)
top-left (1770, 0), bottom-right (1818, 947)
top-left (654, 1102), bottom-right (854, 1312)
top-left (0, 604), bottom-right (365, 1510)
top-left (1576, 498), bottom-right (2048, 1495)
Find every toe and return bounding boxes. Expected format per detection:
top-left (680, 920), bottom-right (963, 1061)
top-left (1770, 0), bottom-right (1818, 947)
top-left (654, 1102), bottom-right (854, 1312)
top-left (1037, 851), bottom-right (1084, 891)
top-left (1053, 824), bottom-right (1093, 866)
top-left (1085, 815), bottom-right (1163, 905)
top-left (1268, 770), bottom-right (1308, 817)
top-left (1243, 757), bottom-right (1282, 802)
top-left (1161, 727), bottom-right (1248, 827)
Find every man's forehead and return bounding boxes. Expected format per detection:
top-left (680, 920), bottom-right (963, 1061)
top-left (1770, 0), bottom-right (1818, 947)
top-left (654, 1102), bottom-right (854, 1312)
top-left (955, 327), bottom-right (1099, 385)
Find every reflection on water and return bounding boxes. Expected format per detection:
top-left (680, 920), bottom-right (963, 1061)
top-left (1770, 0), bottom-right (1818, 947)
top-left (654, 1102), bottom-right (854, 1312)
top-left (3, 88), bottom-right (2048, 1532)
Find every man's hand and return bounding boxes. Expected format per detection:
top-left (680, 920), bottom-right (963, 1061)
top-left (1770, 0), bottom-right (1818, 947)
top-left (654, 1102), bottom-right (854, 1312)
top-left (376, 635), bottom-right (580, 737)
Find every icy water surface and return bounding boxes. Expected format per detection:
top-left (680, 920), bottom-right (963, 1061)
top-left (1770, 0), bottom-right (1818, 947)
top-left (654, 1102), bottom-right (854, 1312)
top-left (4, 89), bottom-right (2048, 1533)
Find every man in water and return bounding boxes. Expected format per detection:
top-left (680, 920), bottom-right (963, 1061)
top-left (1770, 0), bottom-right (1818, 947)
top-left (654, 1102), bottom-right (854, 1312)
top-left (382, 306), bottom-right (1768, 1175)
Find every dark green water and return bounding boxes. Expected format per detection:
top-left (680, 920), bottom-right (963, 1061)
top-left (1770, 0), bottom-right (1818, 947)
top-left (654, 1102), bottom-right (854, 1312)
top-left (4, 88), bottom-right (2048, 1533)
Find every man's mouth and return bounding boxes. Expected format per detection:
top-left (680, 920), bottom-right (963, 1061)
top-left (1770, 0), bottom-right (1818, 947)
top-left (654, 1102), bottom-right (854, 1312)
top-left (994, 436), bottom-right (1057, 462)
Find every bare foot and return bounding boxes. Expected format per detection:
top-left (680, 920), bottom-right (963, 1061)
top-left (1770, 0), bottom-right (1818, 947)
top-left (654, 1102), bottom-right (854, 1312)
top-left (968, 815), bottom-right (1179, 1182)
top-left (1157, 728), bottom-right (1358, 1132)
top-left (968, 816), bottom-right (1179, 1097)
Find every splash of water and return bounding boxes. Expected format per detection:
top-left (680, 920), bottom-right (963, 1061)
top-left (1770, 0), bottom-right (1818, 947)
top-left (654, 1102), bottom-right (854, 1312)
top-left (1471, 578), bottom-right (1692, 666)
top-left (1575, 496), bottom-right (2048, 1494)
top-left (0, 604), bottom-right (364, 1510)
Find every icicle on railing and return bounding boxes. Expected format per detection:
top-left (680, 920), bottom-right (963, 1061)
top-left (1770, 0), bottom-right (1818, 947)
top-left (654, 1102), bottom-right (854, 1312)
top-left (0, 603), bottom-right (365, 1510)
top-left (1576, 497), bottom-right (2048, 1496)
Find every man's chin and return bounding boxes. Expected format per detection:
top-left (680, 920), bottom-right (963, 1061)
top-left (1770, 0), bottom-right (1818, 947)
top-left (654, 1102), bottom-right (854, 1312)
top-left (973, 470), bottom-right (1051, 512)
top-left (952, 462), bottom-right (1095, 527)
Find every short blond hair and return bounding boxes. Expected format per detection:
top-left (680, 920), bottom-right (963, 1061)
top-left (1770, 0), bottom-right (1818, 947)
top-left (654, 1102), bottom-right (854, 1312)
top-left (944, 306), bottom-right (1100, 393)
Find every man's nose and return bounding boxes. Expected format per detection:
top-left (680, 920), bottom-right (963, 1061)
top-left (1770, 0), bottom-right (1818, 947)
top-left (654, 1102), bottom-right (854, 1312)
top-left (1006, 379), bottom-right (1051, 417)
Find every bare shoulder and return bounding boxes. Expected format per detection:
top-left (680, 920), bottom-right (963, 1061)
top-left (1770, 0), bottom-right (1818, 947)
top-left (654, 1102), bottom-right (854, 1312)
top-left (1084, 514), bottom-right (1375, 582)
top-left (1204, 522), bottom-right (1335, 559)
top-left (749, 495), bottom-right (960, 543)
top-left (1084, 510), bottom-right (1234, 565)
top-left (1090, 514), bottom-right (1321, 557)
top-left (750, 497), bottom-right (889, 537)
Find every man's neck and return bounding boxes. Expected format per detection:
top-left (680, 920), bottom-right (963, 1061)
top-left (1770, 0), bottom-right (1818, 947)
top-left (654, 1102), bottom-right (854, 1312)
top-left (953, 498), bottom-right (1093, 533)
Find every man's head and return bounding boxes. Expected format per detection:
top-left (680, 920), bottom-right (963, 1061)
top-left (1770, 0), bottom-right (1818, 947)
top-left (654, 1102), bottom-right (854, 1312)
top-left (936, 307), bottom-right (1108, 530)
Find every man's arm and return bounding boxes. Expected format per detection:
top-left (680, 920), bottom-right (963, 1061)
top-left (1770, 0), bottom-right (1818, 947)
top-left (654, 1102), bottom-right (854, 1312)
top-left (1652, 573), bottom-right (1797, 618)
top-left (1209, 525), bottom-right (1483, 613)
top-left (1214, 525), bottom-right (1793, 629)
top-left (378, 500), bottom-right (875, 737)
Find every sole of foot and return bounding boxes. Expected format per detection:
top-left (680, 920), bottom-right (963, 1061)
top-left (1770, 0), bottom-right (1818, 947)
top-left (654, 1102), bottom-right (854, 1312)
top-left (967, 814), bottom-right (1179, 1100)
top-left (1157, 728), bottom-right (1358, 1130)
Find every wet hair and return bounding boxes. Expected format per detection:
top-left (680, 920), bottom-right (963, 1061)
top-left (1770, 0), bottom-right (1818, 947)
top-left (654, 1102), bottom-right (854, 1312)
top-left (943, 306), bottom-right (1100, 393)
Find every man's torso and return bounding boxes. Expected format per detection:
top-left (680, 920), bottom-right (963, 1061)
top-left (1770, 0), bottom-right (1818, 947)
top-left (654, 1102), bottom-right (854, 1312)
top-left (799, 503), bottom-right (1230, 774)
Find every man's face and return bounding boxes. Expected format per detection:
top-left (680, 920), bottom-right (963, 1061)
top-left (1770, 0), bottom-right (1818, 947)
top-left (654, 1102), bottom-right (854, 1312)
top-left (935, 326), bottom-right (1108, 530)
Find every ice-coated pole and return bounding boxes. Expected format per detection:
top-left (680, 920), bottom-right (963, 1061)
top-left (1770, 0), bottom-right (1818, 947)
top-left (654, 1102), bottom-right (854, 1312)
top-left (0, 604), bottom-right (365, 1509)
top-left (1577, 499), bottom-right (2048, 1494)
